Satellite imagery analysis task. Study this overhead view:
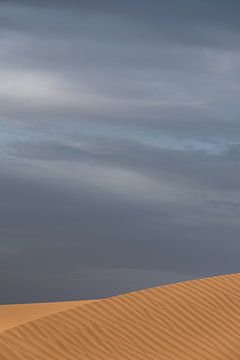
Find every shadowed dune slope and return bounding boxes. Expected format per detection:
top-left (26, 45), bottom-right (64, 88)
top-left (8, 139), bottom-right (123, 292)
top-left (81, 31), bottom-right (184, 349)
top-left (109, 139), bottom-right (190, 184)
top-left (1, 274), bottom-right (240, 359)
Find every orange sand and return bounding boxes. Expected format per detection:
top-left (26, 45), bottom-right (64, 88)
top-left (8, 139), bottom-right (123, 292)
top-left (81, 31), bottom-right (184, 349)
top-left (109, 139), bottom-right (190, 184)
top-left (0, 300), bottom-right (93, 333)
top-left (0, 273), bottom-right (240, 359)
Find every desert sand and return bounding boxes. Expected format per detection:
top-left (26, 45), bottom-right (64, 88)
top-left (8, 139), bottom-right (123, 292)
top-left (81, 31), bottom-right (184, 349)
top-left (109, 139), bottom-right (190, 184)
top-left (0, 273), bottom-right (240, 359)
top-left (0, 300), bottom-right (93, 333)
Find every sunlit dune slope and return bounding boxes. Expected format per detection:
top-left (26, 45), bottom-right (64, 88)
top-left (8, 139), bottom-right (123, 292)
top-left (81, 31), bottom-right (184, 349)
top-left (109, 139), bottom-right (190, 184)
top-left (0, 300), bottom-right (93, 333)
top-left (0, 274), bottom-right (240, 359)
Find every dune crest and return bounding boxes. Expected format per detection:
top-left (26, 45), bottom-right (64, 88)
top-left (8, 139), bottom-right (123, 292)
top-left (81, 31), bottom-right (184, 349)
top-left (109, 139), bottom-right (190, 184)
top-left (1, 273), bottom-right (240, 359)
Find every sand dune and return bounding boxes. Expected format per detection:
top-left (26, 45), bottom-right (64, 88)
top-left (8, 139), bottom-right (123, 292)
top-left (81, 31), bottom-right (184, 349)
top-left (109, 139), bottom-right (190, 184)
top-left (0, 274), bottom-right (240, 359)
top-left (0, 300), bottom-right (93, 333)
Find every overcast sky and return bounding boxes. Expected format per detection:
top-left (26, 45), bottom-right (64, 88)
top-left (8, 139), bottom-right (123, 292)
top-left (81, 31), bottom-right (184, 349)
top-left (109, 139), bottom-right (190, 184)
top-left (1, 0), bottom-right (240, 303)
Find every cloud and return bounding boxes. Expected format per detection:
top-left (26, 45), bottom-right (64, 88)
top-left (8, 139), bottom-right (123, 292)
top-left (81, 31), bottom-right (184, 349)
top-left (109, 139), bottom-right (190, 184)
top-left (0, 0), bottom-right (240, 302)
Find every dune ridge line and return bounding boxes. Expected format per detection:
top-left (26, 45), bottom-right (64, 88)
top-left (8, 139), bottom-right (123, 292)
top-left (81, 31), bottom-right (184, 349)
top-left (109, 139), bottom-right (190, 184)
top-left (0, 273), bottom-right (240, 359)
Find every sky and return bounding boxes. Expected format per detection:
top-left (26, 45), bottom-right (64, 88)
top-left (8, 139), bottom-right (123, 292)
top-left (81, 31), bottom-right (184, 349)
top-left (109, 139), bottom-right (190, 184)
top-left (1, 0), bottom-right (240, 303)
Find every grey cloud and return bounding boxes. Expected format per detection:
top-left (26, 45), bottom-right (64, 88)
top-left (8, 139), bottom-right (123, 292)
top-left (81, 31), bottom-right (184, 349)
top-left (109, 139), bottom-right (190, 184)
top-left (10, 138), bottom-right (240, 193)
top-left (0, 0), bottom-right (240, 143)
top-left (1, 165), bottom-right (239, 276)
top-left (208, 200), bottom-right (240, 212)
top-left (10, 141), bottom-right (101, 162)
top-left (0, 0), bottom-right (240, 303)
top-left (224, 144), bottom-right (240, 161)
top-left (2, 138), bottom-right (240, 267)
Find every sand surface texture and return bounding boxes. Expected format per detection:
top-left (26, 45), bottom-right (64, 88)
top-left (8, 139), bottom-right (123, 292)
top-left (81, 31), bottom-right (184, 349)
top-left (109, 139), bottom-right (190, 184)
top-left (0, 300), bottom-right (92, 333)
top-left (0, 273), bottom-right (240, 359)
